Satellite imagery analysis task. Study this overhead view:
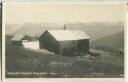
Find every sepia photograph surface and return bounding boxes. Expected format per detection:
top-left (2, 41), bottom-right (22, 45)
top-left (3, 2), bottom-right (125, 78)
top-left (0, 2), bottom-right (2, 81)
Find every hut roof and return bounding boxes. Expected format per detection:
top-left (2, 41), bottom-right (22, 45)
top-left (42, 30), bottom-right (90, 41)
top-left (11, 34), bottom-right (29, 41)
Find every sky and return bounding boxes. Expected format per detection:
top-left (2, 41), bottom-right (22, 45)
top-left (3, 2), bottom-right (125, 24)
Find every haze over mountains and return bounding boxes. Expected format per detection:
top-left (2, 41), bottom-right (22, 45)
top-left (6, 22), bottom-right (124, 49)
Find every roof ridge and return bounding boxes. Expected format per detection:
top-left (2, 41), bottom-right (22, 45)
top-left (46, 30), bottom-right (90, 41)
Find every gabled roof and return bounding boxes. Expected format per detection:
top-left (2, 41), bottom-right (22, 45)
top-left (42, 30), bottom-right (90, 41)
top-left (11, 34), bottom-right (29, 41)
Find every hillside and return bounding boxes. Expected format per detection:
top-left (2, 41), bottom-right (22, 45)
top-left (6, 35), bottom-right (124, 78)
top-left (6, 23), bottom-right (62, 37)
top-left (67, 22), bottom-right (124, 41)
top-left (6, 23), bottom-right (23, 35)
top-left (91, 31), bottom-right (124, 49)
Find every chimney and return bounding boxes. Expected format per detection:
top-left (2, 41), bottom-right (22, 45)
top-left (64, 24), bottom-right (66, 30)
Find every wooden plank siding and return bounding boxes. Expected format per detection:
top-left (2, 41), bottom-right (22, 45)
top-left (38, 30), bottom-right (90, 56)
top-left (39, 31), bottom-right (60, 54)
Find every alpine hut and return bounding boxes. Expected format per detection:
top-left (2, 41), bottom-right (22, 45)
top-left (38, 30), bottom-right (90, 55)
top-left (11, 34), bottom-right (31, 46)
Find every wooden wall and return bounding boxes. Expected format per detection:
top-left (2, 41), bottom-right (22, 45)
top-left (39, 31), bottom-right (89, 55)
top-left (39, 31), bottom-right (60, 54)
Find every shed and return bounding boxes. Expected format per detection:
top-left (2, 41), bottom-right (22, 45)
top-left (38, 30), bottom-right (90, 55)
top-left (11, 34), bottom-right (31, 46)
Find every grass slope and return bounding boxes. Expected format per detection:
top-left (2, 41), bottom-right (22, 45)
top-left (91, 31), bottom-right (124, 49)
top-left (6, 36), bottom-right (124, 78)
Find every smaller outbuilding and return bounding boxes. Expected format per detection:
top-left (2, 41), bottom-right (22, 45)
top-left (11, 34), bottom-right (31, 46)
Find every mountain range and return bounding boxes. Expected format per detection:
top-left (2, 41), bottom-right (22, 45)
top-left (6, 22), bottom-right (124, 49)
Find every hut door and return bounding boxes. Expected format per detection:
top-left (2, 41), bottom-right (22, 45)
top-left (77, 40), bottom-right (86, 52)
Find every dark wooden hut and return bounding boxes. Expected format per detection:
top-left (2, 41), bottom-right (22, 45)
top-left (38, 30), bottom-right (90, 55)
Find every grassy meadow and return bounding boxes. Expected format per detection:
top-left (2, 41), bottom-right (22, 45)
top-left (5, 35), bottom-right (124, 78)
